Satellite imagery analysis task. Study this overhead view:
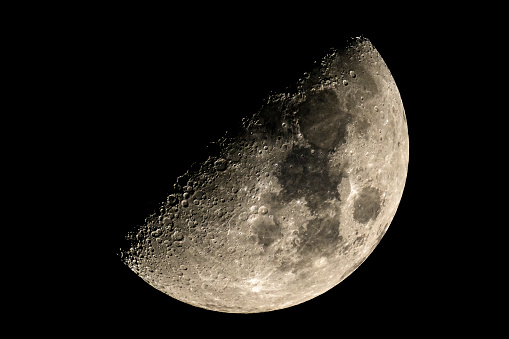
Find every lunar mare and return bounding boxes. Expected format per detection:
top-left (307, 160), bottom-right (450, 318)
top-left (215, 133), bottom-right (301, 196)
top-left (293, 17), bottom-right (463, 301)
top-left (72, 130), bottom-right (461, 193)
top-left (120, 37), bottom-right (409, 313)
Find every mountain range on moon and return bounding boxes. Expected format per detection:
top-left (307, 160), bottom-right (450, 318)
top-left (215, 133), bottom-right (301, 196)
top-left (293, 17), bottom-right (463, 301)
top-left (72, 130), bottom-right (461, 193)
top-left (120, 37), bottom-right (409, 313)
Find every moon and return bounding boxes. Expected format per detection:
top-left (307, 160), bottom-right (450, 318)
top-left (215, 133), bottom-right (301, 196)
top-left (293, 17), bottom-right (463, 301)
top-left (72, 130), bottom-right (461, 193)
top-left (120, 37), bottom-right (409, 313)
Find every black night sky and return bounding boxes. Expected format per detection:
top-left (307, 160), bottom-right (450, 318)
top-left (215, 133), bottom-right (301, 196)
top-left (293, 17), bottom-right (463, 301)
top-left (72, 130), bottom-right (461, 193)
top-left (63, 9), bottom-right (459, 335)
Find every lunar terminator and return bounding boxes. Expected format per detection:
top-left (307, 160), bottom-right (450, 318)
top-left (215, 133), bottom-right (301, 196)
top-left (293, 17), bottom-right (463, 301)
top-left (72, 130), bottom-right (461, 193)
top-left (120, 37), bottom-right (409, 313)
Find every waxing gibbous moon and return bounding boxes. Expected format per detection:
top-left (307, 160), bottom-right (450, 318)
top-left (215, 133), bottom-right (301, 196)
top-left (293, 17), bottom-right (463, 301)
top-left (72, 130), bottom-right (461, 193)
top-left (120, 37), bottom-right (409, 313)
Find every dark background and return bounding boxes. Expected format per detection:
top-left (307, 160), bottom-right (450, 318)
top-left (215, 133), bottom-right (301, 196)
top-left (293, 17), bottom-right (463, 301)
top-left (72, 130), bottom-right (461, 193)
top-left (48, 8), bottom-right (468, 335)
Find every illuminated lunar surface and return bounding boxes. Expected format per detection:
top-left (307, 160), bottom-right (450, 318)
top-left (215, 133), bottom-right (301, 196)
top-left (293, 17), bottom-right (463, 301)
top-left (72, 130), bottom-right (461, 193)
top-left (120, 37), bottom-right (409, 313)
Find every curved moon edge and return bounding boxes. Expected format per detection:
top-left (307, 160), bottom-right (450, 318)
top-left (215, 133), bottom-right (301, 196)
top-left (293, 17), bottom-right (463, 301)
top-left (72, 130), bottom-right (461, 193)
top-left (119, 37), bottom-right (409, 313)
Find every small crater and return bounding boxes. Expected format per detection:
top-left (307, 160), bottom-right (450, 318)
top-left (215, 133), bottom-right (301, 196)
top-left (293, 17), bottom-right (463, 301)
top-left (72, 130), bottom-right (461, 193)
top-left (258, 206), bottom-right (268, 214)
top-left (167, 195), bottom-right (178, 205)
top-left (214, 158), bottom-right (228, 171)
top-left (238, 212), bottom-right (248, 221)
top-left (151, 229), bottom-right (162, 237)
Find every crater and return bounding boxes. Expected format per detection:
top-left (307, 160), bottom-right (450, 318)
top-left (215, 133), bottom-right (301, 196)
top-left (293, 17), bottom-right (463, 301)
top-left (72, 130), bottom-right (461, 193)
top-left (353, 187), bottom-right (382, 223)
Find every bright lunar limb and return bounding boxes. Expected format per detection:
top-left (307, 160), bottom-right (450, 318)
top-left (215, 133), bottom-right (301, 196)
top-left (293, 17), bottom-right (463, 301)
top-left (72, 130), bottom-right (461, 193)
top-left (120, 37), bottom-right (409, 313)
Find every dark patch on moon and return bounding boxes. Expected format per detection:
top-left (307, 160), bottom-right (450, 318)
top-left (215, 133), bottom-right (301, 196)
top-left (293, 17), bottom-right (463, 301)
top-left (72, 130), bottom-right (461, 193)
top-left (272, 95), bottom-right (350, 272)
top-left (297, 89), bottom-right (352, 151)
top-left (353, 187), bottom-right (382, 223)
top-left (299, 216), bottom-right (341, 257)
top-left (251, 215), bottom-right (282, 248)
top-left (276, 146), bottom-right (342, 213)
